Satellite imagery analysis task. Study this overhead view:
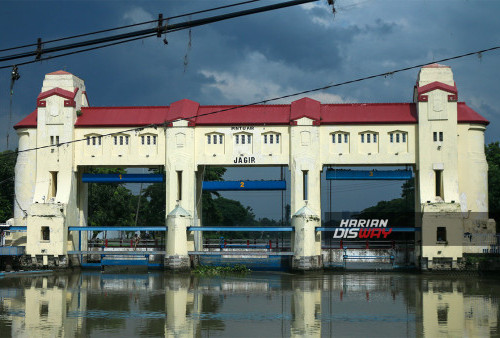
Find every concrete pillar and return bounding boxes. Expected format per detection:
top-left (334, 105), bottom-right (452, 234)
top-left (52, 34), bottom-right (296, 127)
top-left (414, 64), bottom-right (463, 266)
top-left (22, 71), bottom-right (87, 267)
top-left (292, 204), bottom-right (322, 270)
top-left (165, 205), bottom-right (191, 270)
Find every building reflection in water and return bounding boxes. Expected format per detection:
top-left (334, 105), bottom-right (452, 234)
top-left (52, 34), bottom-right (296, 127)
top-left (0, 271), bottom-right (498, 336)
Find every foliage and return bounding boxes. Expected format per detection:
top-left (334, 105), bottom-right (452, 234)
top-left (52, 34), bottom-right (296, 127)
top-left (486, 142), bottom-right (500, 213)
top-left (193, 264), bottom-right (250, 275)
top-left (0, 150), bottom-right (17, 222)
top-left (87, 168), bottom-right (136, 238)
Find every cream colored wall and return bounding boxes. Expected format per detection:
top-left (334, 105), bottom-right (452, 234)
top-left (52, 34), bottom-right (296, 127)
top-left (319, 125), bottom-right (416, 165)
top-left (74, 127), bottom-right (165, 167)
top-left (194, 125), bottom-right (290, 166)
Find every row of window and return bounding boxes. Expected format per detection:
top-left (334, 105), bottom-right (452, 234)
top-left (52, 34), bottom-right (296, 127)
top-left (389, 132), bottom-right (407, 143)
top-left (331, 132), bottom-right (410, 144)
top-left (78, 130), bottom-right (443, 147)
top-left (360, 133), bottom-right (377, 143)
top-left (208, 133), bottom-right (281, 145)
top-left (85, 135), bottom-right (157, 146)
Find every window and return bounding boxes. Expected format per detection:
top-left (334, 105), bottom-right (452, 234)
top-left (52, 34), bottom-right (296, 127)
top-left (98, 136), bottom-right (101, 145)
top-left (248, 135), bottom-right (252, 144)
top-left (367, 134), bottom-right (371, 143)
top-left (177, 171), bottom-right (182, 201)
top-left (361, 134), bottom-right (364, 143)
top-left (92, 136), bottom-right (96, 145)
top-left (264, 135), bottom-right (268, 144)
top-left (86, 136), bottom-right (89, 146)
top-left (235, 135), bottom-right (239, 144)
top-left (373, 134), bottom-right (377, 143)
top-left (396, 134), bottom-right (400, 143)
top-left (338, 134), bottom-right (342, 143)
top-left (207, 135), bottom-right (211, 144)
top-left (119, 136), bottom-right (123, 145)
top-left (435, 170), bottom-right (443, 199)
top-left (56, 136), bottom-right (59, 145)
top-left (213, 135), bottom-right (217, 144)
top-left (303, 170), bottom-right (308, 201)
top-left (437, 227), bottom-right (447, 242)
top-left (147, 136), bottom-right (151, 145)
top-left (390, 134), bottom-right (394, 143)
top-left (241, 135), bottom-right (246, 144)
top-left (219, 135), bottom-right (223, 144)
top-left (402, 133), bottom-right (406, 143)
top-left (439, 132), bottom-right (443, 142)
top-left (332, 134), bottom-right (335, 143)
top-left (276, 134), bottom-right (279, 143)
top-left (433, 132), bottom-right (437, 142)
top-left (270, 134), bottom-right (274, 144)
top-left (49, 171), bottom-right (58, 199)
top-left (114, 136), bottom-right (117, 145)
top-left (344, 134), bottom-right (348, 143)
top-left (141, 136), bottom-right (145, 145)
top-left (153, 136), bottom-right (156, 145)
top-left (41, 227), bottom-right (50, 241)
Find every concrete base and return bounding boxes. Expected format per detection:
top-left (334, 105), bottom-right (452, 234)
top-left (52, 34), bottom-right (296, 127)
top-left (20, 255), bottom-right (69, 269)
top-left (292, 255), bottom-right (322, 271)
top-left (164, 255), bottom-right (190, 271)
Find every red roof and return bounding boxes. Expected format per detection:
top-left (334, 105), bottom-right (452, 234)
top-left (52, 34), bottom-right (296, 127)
top-left (321, 103), bottom-right (417, 125)
top-left (47, 70), bottom-right (71, 75)
top-left (195, 105), bottom-right (290, 125)
top-left (75, 106), bottom-right (169, 127)
top-left (14, 100), bottom-right (489, 129)
top-left (457, 102), bottom-right (489, 124)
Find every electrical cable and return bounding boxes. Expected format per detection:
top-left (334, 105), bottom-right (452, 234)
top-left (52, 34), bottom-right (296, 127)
top-left (0, 45), bottom-right (498, 160)
top-left (0, 0), bottom-right (316, 64)
top-left (0, 0), bottom-right (263, 53)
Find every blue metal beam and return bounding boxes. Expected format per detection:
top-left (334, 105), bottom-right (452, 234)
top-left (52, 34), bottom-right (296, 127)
top-left (203, 180), bottom-right (286, 191)
top-left (68, 226), bottom-right (166, 231)
top-left (316, 227), bottom-right (420, 232)
top-left (189, 226), bottom-right (294, 232)
top-left (82, 173), bottom-right (164, 183)
top-left (326, 169), bottom-right (412, 180)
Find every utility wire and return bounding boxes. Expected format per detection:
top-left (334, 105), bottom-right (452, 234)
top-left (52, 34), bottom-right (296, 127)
top-left (0, 0), bottom-right (263, 53)
top-left (0, 45), bottom-right (498, 160)
top-left (0, 0), bottom-right (316, 64)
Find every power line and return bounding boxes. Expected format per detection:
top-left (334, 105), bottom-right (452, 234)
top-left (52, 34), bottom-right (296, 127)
top-left (0, 45), bottom-right (498, 159)
top-left (0, 0), bottom-right (317, 64)
top-left (0, 0), bottom-right (263, 54)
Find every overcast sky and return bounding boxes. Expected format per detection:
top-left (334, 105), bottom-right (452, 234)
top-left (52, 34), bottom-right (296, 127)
top-left (0, 0), bottom-right (499, 220)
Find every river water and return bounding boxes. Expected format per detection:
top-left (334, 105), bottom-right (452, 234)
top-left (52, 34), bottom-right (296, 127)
top-left (0, 270), bottom-right (498, 337)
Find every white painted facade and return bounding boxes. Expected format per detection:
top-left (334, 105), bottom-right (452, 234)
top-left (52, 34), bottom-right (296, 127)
top-left (11, 65), bottom-right (493, 270)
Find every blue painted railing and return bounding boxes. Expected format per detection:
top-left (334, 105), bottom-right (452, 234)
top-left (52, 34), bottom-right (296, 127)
top-left (326, 169), bottom-right (412, 180)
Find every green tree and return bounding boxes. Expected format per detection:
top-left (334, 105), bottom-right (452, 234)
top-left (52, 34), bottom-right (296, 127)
top-left (486, 142), bottom-right (500, 214)
top-left (0, 151), bottom-right (16, 222)
top-left (87, 168), bottom-right (136, 238)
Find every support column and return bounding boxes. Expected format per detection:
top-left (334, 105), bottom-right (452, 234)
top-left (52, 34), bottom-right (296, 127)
top-left (165, 205), bottom-right (191, 270)
top-left (292, 204), bottom-right (322, 270)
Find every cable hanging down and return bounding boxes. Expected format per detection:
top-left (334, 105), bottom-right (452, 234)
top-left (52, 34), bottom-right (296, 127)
top-left (0, 45), bottom-right (498, 160)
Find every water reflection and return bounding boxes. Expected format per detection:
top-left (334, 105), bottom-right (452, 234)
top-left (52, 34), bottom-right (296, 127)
top-left (0, 271), bottom-right (498, 336)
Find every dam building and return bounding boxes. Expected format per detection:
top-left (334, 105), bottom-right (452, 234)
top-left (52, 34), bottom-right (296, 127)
top-left (9, 64), bottom-right (494, 270)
